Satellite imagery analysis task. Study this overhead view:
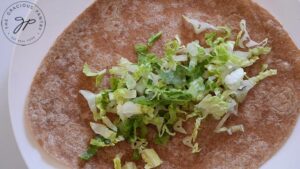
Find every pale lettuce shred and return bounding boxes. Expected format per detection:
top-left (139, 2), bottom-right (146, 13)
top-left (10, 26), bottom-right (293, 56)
top-left (224, 68), bottom-right (246, 90)
top-left (102, 116), bottom-right (118, 132)
top-left (113, 154), bottom-right (122, 169)
top-left (183, 15), bottom-right (216, 34)
top-left (117, 101), bottom-right (143, 121)
top-left (182, 117), bottom-right (203, 153)
top-left (122, 162), bottom-right (138, 169)
top-left (113, 154), bottom-right (138, 169)
top-left (79, 90), bottom-right (97, 113)
top-left (83, 63), bottom-right (107, 77)
top-left (236, 20), bottom-right (268, 48)
top-left (141, 149), bottom-right (163, 169)
top-left (90, 122), bottom-right (116, 139)
top-left (173, 118), bottom-right (187, 134)
top-left (215, 124), bottom-right (245, 135)
top-left (195, 94), bottom-right (228, 120)
top-left (83, 63), bottom-right (106, 86)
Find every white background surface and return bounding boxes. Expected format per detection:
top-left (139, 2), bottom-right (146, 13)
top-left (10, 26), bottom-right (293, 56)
top-left (1, 0), bottom-right (300, 169)
top-left (0, 0), bottom-right (28, 168)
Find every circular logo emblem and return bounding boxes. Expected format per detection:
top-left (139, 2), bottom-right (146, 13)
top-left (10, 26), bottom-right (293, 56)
top-left (1, 1), bottom-right (46, 46)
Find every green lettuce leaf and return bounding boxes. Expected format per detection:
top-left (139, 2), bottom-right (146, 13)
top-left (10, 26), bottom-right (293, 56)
top-left (80, 145), bottom-right (98, 161)
top-left (148, 31), bottom-right (162, 46)
top-left (122, 162), bottom-right (137, 169)
top-left (83, 63), bottom-right (106, 86)
top-left (183, 15), bottom-right (216, 34)
top-left (113, 154), bottom-right (122, 169)
top-left (195, 94), bottom-right (228, 120)
top-left (141, 149), bottom-right (163, 169)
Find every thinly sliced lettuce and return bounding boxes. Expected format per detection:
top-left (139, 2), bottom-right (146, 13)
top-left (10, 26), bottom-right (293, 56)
top-left (83, 63), bottom-right (107, 86)
top-left (117, 102), bottom-right (143, 120)
top-left (148, 73), bottom-right (160, 85)
top-left (173, 54), bottom-right (188, 62)
top-left (79, 90), bottom-right (97, 113)
top-left (131, 138), bottom-right (148, 152)
top-left (125, 74), bottom-right (137, 90)
top-left (224, 68), bottom-right (246, 90)
top-left (83, 63), bottom-right (106, 77)
top-left (234, 69), bottom-right (277, 102)
top-left (102, 116), bottom-right (118, 132)
top-left (112, 88), bottom-right (137, 103)
top-left (160, 124), bottom-right (175, 137)
top-left (215, 124), bottom-right (244, 135)
top-left (233, 50), bottom-right (250, 59)
top-left (135, 79), bottom-right (147, 95)
top-left (90, 122), bottom-right (116, 139)
top-left (186, 41), bottom-right (206, 68)
top-left (195, 94), bottom-right (228, 120)
top-left (80, 145), bottom-right (98, 160)
top-left (173, 118), bottom-right (187, 134)
top-left (182, 136), bottom-right (201, 153)
top-left (148, 31), bottom-right (162, 46)
top-left (236, 20), bottom-right (268, 48)
top-left (249, 46), bottom-right (271, 56)
top-left (144, 116), bottom-right (164, 133)
top-left (217, 26), bottom-right (231, 40)
top-left (119, 57), bottom-right (139, 73)
top-left (191, 117), bottom-right (203, 142)
top-left (182, 117), bottom-right (203, 153)
top-left (110, 58), bottom-right (138, 77)
top-left (96, 90), bottom-right (110, 116)
top-left (187, 77), bottom-right (205, 100)
top-left (113, 154), bottom-right (122, 169)
top-left (183, 15), bottom-right (216, 34)
top-left (141, 149), bottom-right (163, 169)
top-left (249, 69), bottom-right (277, 83)
top-left (122, 162), bottom-right (137, 169)
top-left (215, 112), bottom-right (231, 132)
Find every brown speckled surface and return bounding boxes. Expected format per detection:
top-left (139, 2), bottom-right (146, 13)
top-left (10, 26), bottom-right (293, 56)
top-left (26, 0), bottom-right (300, 168)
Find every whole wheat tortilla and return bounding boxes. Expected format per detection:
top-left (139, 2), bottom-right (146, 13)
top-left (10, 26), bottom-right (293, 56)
top-left (26, 0), bottom-right (300, 168)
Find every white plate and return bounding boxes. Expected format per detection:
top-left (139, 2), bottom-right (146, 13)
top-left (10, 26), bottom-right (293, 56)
top-left (8, 0), bottom-right (300, 169)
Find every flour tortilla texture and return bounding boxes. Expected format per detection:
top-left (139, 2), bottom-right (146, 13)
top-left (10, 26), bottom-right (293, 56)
top-left (26, 0), bottom-right (300, 168)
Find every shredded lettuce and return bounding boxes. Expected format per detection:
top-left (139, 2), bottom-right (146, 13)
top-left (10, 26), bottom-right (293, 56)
top-left (148, 31), bottom-right (162, 46)
top-left (94, 91), bottom-right (110, 120)
top-left (234, 69), bottom-right (277, 102)
top-left (111, 88), bottom-right (137, 104)
top-left (182, 136), bottom-right (201, 153)
top-left (113, 154), bottom-right (122, 169)
top-left (187, 77), bottom-right (205, 100)
top-left (79, 90), bottom-right (97, 114)
top-left (83, 63), bottom-right (106, 86)
top-left (195, 94), bottom-right (228, 120)
top-left (102, 116), bottom-right (118, 132)
top-left (183, 15), bottom-right (216, 34)
top-left (117, 102), bottom-right (143, 121)
top-left (236, 20), bottom-right (268, 48)
top-left (141, 149), bottom-right (163, 169)
top-left (80, 145), bottom-right (98, 161)
top-left (83, 63), bottom-right (107, 76)
top-left (122, 162), bottom-right (137, 169)
top-left (224, 68), bottom-right (246, 90)
top-left (215, 124), bottom-right (244, 135)
top-left (182, 117), bottom-right (203, 153)
top-left (90, 122), bottom-right (116, 139)
top-left (79, 16), bottom-right (277, 166)
top-left (173, 118), bottom-right (187, 134)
